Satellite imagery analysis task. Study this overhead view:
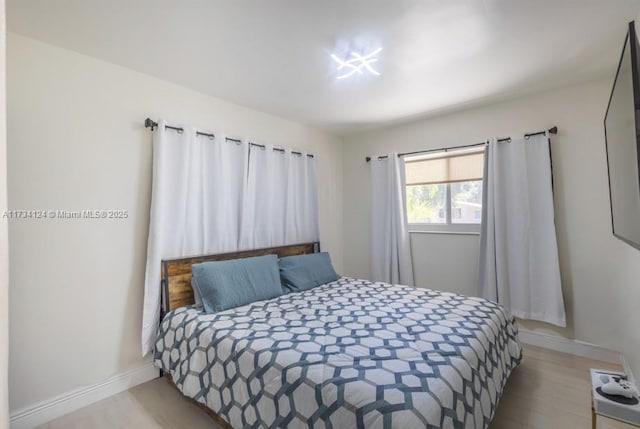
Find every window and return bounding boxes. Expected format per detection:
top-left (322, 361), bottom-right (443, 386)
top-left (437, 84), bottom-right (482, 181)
top-left (405, 147), bottom-right (484, 232)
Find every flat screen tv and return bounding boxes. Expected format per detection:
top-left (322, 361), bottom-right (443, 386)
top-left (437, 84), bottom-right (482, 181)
top-left (605, 21), bottom-right (640, 251)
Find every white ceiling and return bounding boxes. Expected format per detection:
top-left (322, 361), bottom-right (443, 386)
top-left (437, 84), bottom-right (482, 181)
top-left (7, 0), bottom-right (640, 133)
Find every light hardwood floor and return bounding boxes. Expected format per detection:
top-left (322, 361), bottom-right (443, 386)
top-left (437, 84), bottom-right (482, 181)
top-left (37, 345), bottom-right (635, 429)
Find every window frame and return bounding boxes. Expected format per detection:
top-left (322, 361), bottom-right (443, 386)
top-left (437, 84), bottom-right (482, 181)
top-left (404, 150), bottom-right (484, 235)
top-left (406, 181), bottom-right (483, 234)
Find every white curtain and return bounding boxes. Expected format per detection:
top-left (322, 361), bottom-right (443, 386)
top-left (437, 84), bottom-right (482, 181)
top-left (239, 146), bottom-right (318, 249)
top-left (142, 122), bottom-right (319, 355)
top-left (479, 133), bottom-right (566, 327)
top-left (370, 153), bottom-right (414, 286)
top-left (285, 150), bottom-right (319, 244)
top-left (141, 121), bottom-right (247, 355)
top-left (240, 144), bottom-right (287, 248)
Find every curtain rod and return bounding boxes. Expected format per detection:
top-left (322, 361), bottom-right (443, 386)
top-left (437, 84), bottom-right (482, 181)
top-left (365, 126), bottom-right (558, 162)
top-left (144, 118), bottom-right (314, 158)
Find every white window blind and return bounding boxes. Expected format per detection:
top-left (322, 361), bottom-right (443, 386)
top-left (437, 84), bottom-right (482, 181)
top-left (405, 148), bottom-right (484, 185)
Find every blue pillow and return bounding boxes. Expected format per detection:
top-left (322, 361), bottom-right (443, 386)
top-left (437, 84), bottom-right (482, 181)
top-left (192, 254), bottom-right (282, 313)
top-left (279, 252), bottom-right (340, 293)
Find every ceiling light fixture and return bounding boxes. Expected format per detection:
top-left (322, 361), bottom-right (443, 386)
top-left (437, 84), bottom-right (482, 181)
top-left (331, 47), bottom-right (382, 79)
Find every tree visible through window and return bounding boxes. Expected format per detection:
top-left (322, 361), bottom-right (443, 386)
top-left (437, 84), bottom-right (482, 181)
top-left (405, 148), bottom-right (484, 226)
top-left (406, 184), bottom-right (447, 223)
top-left (451, 181), bottom-right (482, 223)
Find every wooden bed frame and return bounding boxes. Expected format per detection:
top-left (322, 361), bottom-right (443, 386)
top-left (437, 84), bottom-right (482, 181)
top-left (158, 242), bottom-right (320, 428)
top-left (160, 241), bottom-right (320, 318)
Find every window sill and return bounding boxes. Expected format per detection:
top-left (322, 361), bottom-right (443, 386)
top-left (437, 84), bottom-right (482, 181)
top-left (408, 230), bottom-right (480, 236)
top-left (408, 223), bottom-right (481, 236)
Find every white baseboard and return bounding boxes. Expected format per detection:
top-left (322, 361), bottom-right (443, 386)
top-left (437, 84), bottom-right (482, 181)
top-left (518, 327), bottom-right (622, 364)
top-left (9, 362), bottom-right (158, 429)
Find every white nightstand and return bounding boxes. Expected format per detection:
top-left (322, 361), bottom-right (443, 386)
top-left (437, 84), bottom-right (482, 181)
top-left (596, 415), bottom-right (640, 429)
top-left (591, 369), bottom-right (640, 428)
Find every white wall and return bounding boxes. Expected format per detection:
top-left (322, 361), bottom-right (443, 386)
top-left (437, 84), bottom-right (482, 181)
top-left (342, 78), bottom-right (640, 378)
top-left (0, 2), bottom-right (9, 428)
top-left (7, 33), bottom-right (343, 413)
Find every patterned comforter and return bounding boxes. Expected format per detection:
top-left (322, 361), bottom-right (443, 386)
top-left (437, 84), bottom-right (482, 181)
top-left (155, 278), bottom-right (522, 429)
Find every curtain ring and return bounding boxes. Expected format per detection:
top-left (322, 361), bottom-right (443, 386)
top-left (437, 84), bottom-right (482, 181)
top-left (524, 134), bottom-right (531, 140)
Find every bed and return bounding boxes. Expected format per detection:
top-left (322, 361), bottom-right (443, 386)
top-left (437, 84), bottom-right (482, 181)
top-left (154, 242), bottom-right (522, 429)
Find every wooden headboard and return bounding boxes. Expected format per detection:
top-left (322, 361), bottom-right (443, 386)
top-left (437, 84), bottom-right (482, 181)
top-left (160, 242), bottom-right (320, 316)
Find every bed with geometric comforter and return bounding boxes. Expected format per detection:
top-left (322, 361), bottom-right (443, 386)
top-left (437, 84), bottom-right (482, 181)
top-left (154, 277), bottom-right (522, 429)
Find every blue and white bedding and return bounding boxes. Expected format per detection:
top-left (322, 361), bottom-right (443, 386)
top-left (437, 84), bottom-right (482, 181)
top-left (155, 278), bottom-right (522, 429)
